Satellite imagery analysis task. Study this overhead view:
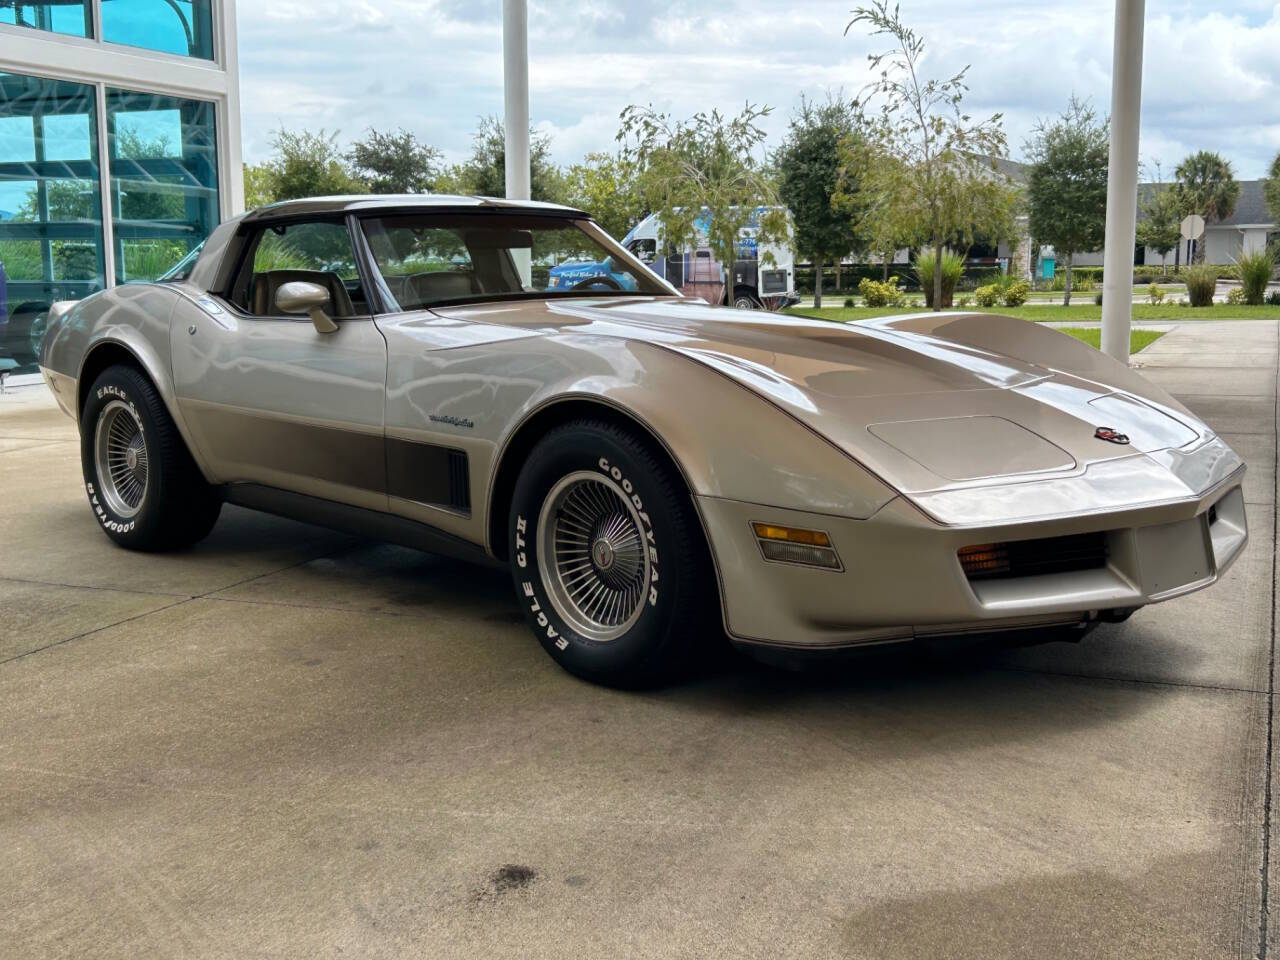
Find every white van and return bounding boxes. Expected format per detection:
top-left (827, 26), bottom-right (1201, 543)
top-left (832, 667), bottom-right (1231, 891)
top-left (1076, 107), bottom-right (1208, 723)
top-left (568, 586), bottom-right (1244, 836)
top-left (619, 208), bottom-right (799, 310)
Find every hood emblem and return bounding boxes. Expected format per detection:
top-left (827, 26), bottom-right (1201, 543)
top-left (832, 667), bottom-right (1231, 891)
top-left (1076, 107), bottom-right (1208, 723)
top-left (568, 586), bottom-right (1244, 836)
top-left (1094, 426), bottom-right (1130, 445)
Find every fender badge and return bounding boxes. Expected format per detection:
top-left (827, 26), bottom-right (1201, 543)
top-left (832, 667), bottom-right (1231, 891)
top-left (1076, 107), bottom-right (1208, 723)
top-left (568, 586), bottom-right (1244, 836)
top-left (1094, 426), bottom-right (1130, 445)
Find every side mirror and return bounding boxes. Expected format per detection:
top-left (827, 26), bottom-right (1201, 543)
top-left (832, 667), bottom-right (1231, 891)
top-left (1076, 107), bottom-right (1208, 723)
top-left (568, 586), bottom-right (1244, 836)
top-left (275, 281), bottom-right (338, 334)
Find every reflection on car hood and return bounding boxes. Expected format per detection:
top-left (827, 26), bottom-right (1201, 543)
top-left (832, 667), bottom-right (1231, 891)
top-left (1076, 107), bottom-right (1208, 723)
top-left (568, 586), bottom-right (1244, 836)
top-left (437, 296), bottom-right (1227, 495)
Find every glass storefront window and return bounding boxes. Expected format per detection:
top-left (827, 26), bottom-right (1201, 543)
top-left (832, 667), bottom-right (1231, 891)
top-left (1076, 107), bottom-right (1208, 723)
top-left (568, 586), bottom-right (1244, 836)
top-left (0, 72), bottom-right (105, 374)
top-left (0, 1), bottom-right (92, 39)
top-left (100, 0), bottom-right (213, 60)
top-left (106, 88), bottom-right (218, 283)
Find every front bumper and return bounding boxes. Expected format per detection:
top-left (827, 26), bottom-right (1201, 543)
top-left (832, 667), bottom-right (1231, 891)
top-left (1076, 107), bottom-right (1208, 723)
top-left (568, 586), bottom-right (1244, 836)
top-left (697, 465), bottom-right (1247, 651)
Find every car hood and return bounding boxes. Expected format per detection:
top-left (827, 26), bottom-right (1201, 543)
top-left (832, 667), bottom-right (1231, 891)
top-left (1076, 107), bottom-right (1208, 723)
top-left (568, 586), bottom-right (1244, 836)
top-left (436, 296), bottom-right (1231, 496)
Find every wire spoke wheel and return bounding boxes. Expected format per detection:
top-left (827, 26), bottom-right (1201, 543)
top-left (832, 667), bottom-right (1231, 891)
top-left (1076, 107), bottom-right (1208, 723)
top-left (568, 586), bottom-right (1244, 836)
top-left (94, 399), bottom-right (150, 519)
top-left (536, 470), bottom-right (651, 642)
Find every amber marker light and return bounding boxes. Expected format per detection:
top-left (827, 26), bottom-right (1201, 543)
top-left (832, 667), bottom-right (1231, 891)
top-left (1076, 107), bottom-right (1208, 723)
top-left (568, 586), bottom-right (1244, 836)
top-left (957, 542), bottom-right (1011, 579)
top-left (751, 523), bottom-right (841, 570)
top-left (751, 523), bottom-right (832, 547)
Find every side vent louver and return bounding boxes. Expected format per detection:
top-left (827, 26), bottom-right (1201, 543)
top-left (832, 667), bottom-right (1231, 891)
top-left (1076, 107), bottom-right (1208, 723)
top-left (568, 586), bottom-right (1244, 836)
top-left (448, 449), bottom-right (470, 511)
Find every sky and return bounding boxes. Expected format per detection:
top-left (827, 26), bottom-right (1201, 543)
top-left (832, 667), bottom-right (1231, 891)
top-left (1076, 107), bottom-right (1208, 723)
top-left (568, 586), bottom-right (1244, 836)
top-left (234, 0), bottom-right (1276, 181)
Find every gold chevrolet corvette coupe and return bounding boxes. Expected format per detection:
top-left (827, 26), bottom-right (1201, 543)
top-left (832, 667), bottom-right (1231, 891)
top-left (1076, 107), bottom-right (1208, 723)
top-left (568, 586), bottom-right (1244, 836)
top-left (39, 196), bottom-right (1247, 685)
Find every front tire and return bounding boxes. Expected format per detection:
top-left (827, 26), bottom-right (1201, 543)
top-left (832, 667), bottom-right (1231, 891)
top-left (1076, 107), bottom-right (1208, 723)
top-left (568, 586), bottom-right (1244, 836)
top-left (508, 419), bottom-right (716, 686)
top-left (80, 365), bottom-right (221, 551)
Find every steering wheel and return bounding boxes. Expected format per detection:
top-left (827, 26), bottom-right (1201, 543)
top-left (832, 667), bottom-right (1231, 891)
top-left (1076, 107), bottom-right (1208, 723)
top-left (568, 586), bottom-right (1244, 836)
top-left (569, 274), bottom-right (623, 291)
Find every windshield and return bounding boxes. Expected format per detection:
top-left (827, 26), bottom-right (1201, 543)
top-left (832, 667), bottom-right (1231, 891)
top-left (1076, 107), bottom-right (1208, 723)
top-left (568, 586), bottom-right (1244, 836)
top-left (359, 214), bottom-right (673, 311)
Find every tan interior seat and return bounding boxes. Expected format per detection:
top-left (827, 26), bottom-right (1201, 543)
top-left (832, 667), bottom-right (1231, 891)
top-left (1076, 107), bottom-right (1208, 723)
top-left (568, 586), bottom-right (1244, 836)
top-left (408, 270), bottom-right (477, 305)
top-left (250, 270), bottom-right (355, 318)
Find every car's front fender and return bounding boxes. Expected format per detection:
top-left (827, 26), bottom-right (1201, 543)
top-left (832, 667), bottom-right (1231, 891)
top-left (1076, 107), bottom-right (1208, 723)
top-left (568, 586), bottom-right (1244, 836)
top-left (485, 338), bottom-right (898, 530)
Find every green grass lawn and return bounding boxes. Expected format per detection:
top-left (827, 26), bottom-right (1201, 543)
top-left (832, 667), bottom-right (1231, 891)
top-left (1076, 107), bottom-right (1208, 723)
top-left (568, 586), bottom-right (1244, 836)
top-left (1056, 327), bottom-right (1164, 353)
top-left (789, 303), bottom-right (1280, 323)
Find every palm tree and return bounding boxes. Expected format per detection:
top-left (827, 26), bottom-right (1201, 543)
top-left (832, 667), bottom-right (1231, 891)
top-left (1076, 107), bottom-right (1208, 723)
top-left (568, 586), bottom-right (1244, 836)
top-left (1175, 151), bottom-right (1240, 262)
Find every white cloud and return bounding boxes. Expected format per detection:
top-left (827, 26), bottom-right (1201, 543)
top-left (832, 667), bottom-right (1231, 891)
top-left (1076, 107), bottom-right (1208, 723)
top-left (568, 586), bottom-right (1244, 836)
top-left (236, 0), bottom-right (1280, 178)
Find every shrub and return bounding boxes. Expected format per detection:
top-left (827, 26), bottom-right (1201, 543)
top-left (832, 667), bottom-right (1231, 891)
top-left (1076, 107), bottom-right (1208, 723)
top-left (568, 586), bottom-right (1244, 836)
top-left (1226, 287), bottom-right (1247, 305)
top-left (1134, 265), bottom-right (1175, 283)
top-left (858, 277), bottom-right (905, 307)
top-left (1267, 290), bottom-right (1280, 306)
top-left (956, 295), bottom-right (972, 308)
top-left (974, 284), bottom-right (1000, 308)
top-left (1050, 269), bottom-right (1095, 292)
top-left (1184, 264), bottom-right (1218, 307)
top-left (1147, 282), bottom-right (1165, 305)
top-left (1095, 291), bottom-right (1103, 306)
top-left (843, 297), bottom-right (856, 308)
top-left (915, 247), bottom-right (965, 308)
top-left (1237, 249), bottom-right (1276, 306)
top-left (1001, 281), bottom-right (1030, 307)
top-left (795, 264), bottom-right (916, 293)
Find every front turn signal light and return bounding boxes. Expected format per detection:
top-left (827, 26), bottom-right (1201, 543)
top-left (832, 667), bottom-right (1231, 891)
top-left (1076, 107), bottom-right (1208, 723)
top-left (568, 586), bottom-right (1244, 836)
top-left (751, 523), bottom-right (832, 547)
top-left (752, 522), bottom-right (841, 570)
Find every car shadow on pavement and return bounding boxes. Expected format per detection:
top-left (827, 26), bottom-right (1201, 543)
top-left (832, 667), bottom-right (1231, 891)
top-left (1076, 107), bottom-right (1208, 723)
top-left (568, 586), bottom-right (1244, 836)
top-left (638, 628), bottom-right (1204, 763)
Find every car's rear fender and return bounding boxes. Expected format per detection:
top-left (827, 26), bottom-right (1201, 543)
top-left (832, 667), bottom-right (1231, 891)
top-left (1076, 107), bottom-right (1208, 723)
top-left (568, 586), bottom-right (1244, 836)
top-left (43, 286), bottom-right (213, 484)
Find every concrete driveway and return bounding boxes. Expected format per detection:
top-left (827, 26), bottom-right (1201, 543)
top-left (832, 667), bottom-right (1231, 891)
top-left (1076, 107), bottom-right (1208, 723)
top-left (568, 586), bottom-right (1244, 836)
top-left (2, 320), bottom-right (1276, 959)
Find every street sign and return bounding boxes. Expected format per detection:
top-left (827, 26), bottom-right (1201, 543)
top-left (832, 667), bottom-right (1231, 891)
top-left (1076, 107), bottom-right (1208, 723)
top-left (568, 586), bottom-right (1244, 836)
top-left (1180, 214), bottom-right (1205, 240)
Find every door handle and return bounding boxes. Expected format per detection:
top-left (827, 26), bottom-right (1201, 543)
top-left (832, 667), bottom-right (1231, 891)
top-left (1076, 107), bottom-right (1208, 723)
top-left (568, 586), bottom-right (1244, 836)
top-left (188, 325), bottom-right (197, 335)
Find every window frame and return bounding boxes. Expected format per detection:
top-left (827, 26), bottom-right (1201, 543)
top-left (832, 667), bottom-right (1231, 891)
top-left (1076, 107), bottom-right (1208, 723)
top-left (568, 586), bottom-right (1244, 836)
top-left (216, 213), bottom-right (378, 323)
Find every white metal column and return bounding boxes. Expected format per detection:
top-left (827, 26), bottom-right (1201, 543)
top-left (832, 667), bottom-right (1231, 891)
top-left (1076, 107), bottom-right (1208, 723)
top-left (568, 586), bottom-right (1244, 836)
top-left (1100, 0), bottom-right (1145, 362)
top-left (502, 0), bottom-right (530, 284)
top-left (502, 0), bottom-right (530, 202)
top-left (217, 0), bottom-right (244, 215)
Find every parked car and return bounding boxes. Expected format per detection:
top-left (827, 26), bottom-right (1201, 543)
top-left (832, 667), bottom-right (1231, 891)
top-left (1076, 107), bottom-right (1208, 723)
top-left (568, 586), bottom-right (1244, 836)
top-left (38, 195), bottom-right (1247, 686)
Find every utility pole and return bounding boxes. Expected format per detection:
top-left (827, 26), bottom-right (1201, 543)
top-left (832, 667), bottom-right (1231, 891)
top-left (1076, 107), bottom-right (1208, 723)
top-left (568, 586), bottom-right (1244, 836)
top-left (1100, 0), bottom-right (1145, 362)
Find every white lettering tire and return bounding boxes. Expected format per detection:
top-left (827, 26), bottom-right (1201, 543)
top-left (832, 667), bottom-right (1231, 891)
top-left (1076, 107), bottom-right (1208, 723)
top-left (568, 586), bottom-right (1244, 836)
top-left (508, 419), bottom-right (717, 687)
top-left (80, 365), bottom-right (221, 551)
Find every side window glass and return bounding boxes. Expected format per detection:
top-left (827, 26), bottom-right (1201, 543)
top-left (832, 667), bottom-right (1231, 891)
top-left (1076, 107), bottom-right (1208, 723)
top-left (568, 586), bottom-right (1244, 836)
top-left (237, 220), bottom-right (365, 317)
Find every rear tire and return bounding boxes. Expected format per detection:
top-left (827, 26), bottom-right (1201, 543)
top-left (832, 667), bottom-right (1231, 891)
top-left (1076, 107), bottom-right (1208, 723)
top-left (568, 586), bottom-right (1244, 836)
top-left (507, 419), bottom-right (717, 687)
top-left (732, 289), bottom-right (760, 310)
top-left (80, 365), bottom-right (221, 551)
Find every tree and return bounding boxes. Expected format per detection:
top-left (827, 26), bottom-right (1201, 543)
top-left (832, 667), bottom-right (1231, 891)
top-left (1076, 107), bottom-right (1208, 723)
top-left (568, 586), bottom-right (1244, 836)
top-left (1024, 97), bottom-right (1109, 305)
top-left (443, 115), bottom-right (567, 203)
top-left (1136, 168), bottom-right (1182, 273)
top-left (775, 96), bottom-right (865, 308)
top-left (1263, 151), bottom-right (1280, 245)
top-left (837, 136), bottom-right (916, 281)
top-left (562, 151), bottom-right (644, 239)
top-left (243, 163), bottom-right (276, 209)
top-left (846, 2), bottom-right (1017, 311)
top-left (1175, 150), bottom-right (1240, 262)
top-left (348, 127), bottom-right (441, 194)
top-left (618, 102), bottom-right (788, 293)
top-left (266, 128), bottom-right (366, 201)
